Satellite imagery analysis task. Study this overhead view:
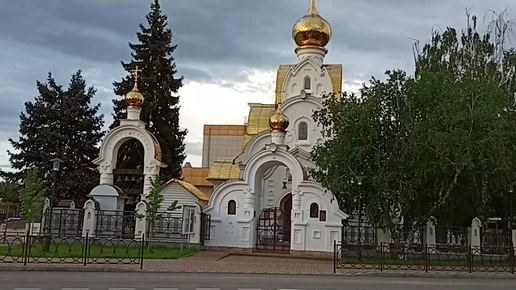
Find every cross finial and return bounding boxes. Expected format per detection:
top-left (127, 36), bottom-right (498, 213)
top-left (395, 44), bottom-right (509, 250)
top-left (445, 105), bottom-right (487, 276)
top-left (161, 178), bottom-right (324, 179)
top-left (131, 65), bottom-right (143, 82)
top-left (310, 0), bottom-right (316, 10)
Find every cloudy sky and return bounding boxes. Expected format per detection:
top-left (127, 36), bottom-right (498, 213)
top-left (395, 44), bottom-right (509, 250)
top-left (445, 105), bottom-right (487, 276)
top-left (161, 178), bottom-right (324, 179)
top-left (0, 0), bottom-right (514, 170)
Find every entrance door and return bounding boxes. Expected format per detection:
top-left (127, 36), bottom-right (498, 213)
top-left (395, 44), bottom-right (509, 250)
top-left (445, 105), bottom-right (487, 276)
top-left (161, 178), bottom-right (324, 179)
top-left (256, 194), bottom-right (292, 252)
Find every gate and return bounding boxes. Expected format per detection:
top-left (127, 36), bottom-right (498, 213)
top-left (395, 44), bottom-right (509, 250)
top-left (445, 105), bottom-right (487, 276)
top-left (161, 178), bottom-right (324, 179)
top-left (200, 212), bottom-right (211, 246)
top-left (256, 207), bottom-right (291, 251)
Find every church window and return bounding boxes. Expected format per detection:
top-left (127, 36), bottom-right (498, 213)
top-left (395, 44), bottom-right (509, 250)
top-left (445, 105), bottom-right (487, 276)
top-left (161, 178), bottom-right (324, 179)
top-left (228, 200), bottom-right (236, 215)
top-left (310, 203), bottom-right (319, 218)
top-left (304, 76), bottom-right (311, 90)
top-left (298, 122), bottom-right (308, 140)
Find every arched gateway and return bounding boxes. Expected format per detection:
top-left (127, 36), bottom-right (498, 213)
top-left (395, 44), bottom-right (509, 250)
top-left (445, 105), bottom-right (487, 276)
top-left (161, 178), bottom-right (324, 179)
top-left (88, 66), bottom-right (165, 212)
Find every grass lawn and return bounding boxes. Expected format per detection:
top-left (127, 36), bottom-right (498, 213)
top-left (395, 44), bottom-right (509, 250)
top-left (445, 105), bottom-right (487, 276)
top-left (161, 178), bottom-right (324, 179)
top-left (0, 243), bottom-right (197, 260)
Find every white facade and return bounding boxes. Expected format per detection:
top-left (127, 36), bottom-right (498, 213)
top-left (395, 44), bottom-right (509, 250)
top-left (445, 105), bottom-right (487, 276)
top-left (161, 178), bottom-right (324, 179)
top-left (282, 47), bottom-right (333, 101)
top-left (202, 2), bottom-right (348, 254)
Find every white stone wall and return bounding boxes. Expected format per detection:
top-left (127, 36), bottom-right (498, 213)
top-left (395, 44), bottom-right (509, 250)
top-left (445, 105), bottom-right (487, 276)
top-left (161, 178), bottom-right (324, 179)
top-left (204, 183), bottom-right (248, 248)
top-left (295, 182), bottom-right (346, 252)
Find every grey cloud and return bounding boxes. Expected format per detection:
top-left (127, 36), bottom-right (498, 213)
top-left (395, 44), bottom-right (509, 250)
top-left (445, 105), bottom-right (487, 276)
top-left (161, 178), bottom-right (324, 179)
top-left (0, 0), bottom-right (515, 170)
top-left (184, 140), bottom-right (203, 158)
top-left (2, 0), bottom-right (513, 84)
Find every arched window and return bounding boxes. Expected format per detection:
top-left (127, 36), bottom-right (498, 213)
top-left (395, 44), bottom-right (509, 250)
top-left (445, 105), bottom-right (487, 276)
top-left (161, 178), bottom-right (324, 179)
top-left (310, 203), bottom-right (319, 218)
top-left (227, 200), bottom-right (236, 215)
top-left (298, 122), bottom-right (308, 140)
top-left (304, 76), bottom-right (311, 90)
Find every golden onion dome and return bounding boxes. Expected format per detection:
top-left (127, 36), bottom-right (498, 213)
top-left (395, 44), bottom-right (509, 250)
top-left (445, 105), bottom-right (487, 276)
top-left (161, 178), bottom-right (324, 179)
top-left (292, 0), bottom-right (332, 48)
top-left (125, 82), bottom-right (144, 109)
top-left (269, 103), bottom-right (290, 133)
top-left (126, 66), bottom-right (145, 109)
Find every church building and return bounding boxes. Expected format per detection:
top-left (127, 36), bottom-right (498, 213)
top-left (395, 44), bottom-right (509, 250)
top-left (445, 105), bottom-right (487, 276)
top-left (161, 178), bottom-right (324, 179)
top-left (88, 0), bottom-right (349, 255)
top-left (199, 0), bottom-right (348, 254)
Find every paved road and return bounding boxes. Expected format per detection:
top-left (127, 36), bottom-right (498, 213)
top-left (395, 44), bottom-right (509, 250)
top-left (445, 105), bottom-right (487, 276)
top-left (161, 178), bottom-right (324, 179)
top-left (0, 272), bottom-right (514, 290)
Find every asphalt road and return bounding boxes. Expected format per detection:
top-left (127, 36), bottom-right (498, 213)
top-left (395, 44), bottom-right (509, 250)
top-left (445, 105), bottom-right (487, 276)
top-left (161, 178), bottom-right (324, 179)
top-left (0, 272), bottom-right (514, 290)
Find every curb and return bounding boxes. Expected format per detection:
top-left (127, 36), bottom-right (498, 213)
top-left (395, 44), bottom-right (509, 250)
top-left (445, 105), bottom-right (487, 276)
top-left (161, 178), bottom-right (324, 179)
top-left (0, 266), bottom-right (139, 273)
top-left (1, 266), bottom-right (516, 279)
top-left (360, 271), bottom-right (516, 279)
top-left (228, 252), bottom-right (332, 261)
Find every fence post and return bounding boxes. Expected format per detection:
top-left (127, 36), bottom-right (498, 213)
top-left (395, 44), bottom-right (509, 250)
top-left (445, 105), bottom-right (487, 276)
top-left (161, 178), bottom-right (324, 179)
top-left (23, 230), bottom-right (29, 266)
top-left (83, 232), bottom-right (88, 266)
top-left (511, 244), bottom-right (514, 275)
top-left (424, 243), bottom-right (428, 273)
top-left (333, 241), bottom-right (336, 273)
top-left (140, 233), bottom-right (145, 270)
top-left (468, 245), bottom-right (472, 273)
top-left (379, 242), bottom-right (383, 271)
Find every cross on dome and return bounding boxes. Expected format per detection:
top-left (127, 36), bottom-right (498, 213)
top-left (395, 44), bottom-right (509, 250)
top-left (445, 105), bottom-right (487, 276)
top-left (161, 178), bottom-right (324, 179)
top-left (126, 65), bottom-right (145, 110)
top-left (131, 65), bottom-right (143, 82)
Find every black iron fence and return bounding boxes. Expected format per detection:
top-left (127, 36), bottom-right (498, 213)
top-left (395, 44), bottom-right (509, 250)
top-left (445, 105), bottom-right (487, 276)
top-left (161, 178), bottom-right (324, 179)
top-left (150, 212), bottom-right (183, 241)
top-left (47, 208), bottom-right (84, 237)
top-left (436, 225), bottom-right (468, 246)
top-left (334, 242), bottom-right (516, 273)
top-left (96, 210), bottom-right (136, 239)
top-left (341, 220), bottom-right (377, 246)
top-left (0, 232), bottom-right (144, 268)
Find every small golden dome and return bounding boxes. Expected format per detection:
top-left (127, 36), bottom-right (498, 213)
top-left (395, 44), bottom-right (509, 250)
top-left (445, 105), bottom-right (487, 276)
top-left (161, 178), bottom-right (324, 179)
top-left (292, 0), bottom-right (332, 48)
top-left (126, 65), bottom-right (145, 109)
top-left (125, 82), bottom-right (144, 109)
top-left (269, 103), bottom-right (289, 132)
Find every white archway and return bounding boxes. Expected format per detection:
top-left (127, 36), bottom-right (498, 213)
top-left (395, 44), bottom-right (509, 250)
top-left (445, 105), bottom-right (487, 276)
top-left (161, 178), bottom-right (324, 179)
top-left (93, 125), bottom-right (164, 198)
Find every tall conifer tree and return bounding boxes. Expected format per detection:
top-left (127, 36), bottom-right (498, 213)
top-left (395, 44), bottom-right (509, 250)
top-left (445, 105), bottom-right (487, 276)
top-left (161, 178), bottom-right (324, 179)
top-left (112, 0), bottom-right (186, 181)
top-left (7, 71), bottom-right (105, 203)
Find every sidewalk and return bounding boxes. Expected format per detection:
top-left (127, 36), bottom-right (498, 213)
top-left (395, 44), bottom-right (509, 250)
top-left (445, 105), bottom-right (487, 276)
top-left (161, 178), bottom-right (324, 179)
top-left (0, 251), bottom-right (515, 279)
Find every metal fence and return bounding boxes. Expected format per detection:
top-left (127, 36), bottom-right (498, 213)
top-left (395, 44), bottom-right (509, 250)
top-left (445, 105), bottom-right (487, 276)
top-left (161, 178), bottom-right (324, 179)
top-left (334, 242), bottom-right (515, 273)
top-left (0, 232), bottom-right (144, 268)
top-left (150, 212), bottom-right (183, 241)
top-left (47, 208), bottom-right (84, 237)
top-left (96, 210), bottom-right (136, 239)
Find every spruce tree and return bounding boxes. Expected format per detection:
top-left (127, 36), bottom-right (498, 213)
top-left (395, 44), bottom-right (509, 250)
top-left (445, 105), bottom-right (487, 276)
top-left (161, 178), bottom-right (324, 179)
top-left (7, 71), bottom-right (105, 204)
top-left (112, 0), bottom-right (186, 182)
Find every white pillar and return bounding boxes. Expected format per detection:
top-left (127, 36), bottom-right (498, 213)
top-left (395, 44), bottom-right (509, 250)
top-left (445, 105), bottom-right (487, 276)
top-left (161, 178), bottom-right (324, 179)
top-left (190, 204), bottom-right (202, 245)
top-left (271, 131), bottom-right (286, 145)
top-left (82, 199), bottom-right (97, 238)
top-left (127, 107), bottom-right (141, 120)
top-left (134, 201), bottom-right (148, 241)
top-left (470, 217), bottom-right (481, 248)
top-left (295, 46), bottom-right (327, 66)
top-left (41, 198), bottom-right (51, 233)
top-left (426, 217), bottom-right (436, 245)
top-left (99, 173), bottom-right (114, 185)
top-left (143, 174), bottom-right (157, 199)
top-left (291, 189), bottom-right (306, 252)
top-left (512, 229), bottom-right (516, 247)
top-left (242, 187), bottom-right (256, 249)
